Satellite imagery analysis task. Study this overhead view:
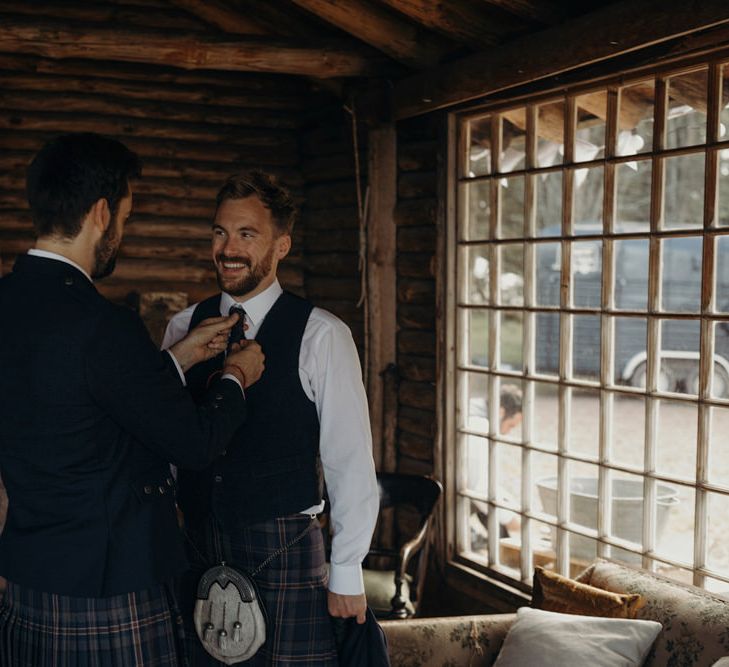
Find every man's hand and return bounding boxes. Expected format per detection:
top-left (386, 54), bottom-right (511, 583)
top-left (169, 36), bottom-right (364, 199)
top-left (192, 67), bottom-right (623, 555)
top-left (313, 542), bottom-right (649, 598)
top-left (328, 591), bottom-right (366, 624)
top-left (169, 314), bottom-right (238, 372)
top-left (224, 341), bottom-right (265, 388)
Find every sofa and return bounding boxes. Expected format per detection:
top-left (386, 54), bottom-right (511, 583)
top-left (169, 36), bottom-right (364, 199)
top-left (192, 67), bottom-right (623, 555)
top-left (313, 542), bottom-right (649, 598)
top-left (381, 559), bottom-right (729, 667)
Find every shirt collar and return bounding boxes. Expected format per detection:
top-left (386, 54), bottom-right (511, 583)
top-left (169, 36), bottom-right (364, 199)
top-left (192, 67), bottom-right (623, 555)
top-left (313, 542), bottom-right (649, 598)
top-left (219, 279), bottom-right (283, 328)
top-left (27, 249), bottom-right (93, 283)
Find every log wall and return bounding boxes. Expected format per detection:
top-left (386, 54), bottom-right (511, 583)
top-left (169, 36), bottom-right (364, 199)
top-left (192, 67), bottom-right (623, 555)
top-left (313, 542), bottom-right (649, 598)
top-left (0, 50), bottom-right (309, 318)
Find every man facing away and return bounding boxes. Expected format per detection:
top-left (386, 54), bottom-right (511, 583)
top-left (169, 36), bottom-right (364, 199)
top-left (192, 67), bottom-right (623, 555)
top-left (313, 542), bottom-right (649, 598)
top-left (163, 171), bottom-right (379, 666)
top-left (0, 133), bottom-right (265, 666)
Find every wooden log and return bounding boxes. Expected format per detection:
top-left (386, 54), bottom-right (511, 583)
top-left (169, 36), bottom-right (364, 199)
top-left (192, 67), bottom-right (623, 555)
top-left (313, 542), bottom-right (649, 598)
top-left (304, 253), bottom-right (359, 277)
top-left (0, 19), bottom-right (383, 78)
top-left (478, 0), bottom-right (565, 25)
top-left (138, 291), bottom-right (189, 348)
top-left (300, 206), bottom-right (359, 229)
top-left (399, 354), bottom-right (436, 382)
top-left (0, 91), bottom-right (299, 130)
top-left (394, 198), bottom-right (437, 227)
top-left (398, 253), bottom-right (435, 279)
top-left (397, 304), bottom-right (436, 331)
top-left (302, 152), bottom-right (362, 182)
top-left (398, 406), bottom-right (436, 439)
top-left (305, 277), bottom-right (360, 300)
top-left (398, 226), bottom-right (436, 253)
top-left (398, 330), bottom-right (436, 356)
top-left (289, 0), bottom-right (451, 68)
top-left (394, 0), bottom-right (729, 119)
top-left (377, 0), bottom-right (526, 49)
top-left (399, 379), bottom-right (436, 411)
top-left (304, 228), bottom-right (358, 253)
top-left (305, 181), bottom-right (359, 209)
top-left (398, 430), bottom-right (434, 462)
top-left (397, 278), bottom-right (435, 304)
top-left (396, 455), bottom-right (434, 477)
top-left (398, 171), bottom-right (437, 199)
top-left (398, 140), bottom-right (438, 172)
top-left (0, 53), bottom-right (312, 94)
top-left (168, 0), bottom-right (269, 35)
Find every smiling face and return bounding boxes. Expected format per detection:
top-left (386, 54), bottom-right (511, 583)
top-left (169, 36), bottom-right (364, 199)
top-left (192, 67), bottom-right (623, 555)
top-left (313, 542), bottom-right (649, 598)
top-left (212, 195), bottom-right (291, 299)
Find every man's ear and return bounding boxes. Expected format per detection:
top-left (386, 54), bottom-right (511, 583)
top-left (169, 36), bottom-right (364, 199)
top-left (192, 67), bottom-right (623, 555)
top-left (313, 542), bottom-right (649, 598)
top-left (89, 198), bottom-right (111, 235)
top-left (276, 233), bottom-right (292, 259)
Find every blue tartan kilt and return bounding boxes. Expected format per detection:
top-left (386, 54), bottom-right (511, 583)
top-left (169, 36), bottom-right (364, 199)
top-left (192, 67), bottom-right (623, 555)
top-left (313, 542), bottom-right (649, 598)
top-left (0, 580), bottom-right (187, 667)
top-left (181, 514), bottom-right (338, 667)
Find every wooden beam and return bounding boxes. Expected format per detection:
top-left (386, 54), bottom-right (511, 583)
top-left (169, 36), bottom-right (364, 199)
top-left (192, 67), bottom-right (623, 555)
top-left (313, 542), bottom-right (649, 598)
top-left (477, 0), bottom-right (564, 25)
top-left (0, 20), bottom-right (382, 78)
top-left (288, 0), bottom-right (450, 68)
top-left (393, 0), bottom-right (729, 119)
top-left (167, 0), bottom-right (269, 35)
top-left (366, 124), bottom-right (398, 473)
top-left (378, 0), bottom-right (526, 50)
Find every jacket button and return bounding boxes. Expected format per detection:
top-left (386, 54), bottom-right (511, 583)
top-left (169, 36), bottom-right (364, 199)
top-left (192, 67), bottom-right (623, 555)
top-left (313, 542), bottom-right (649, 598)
top-left (158, 486), bottom-right (166, 495)
top-left (143, 485), bottom-right (152, 494)
top-left (214, 475), bottom-right (223, 483)
top-left (166, 478), bottom-right (174, 487)
top-left (64, 277), bottom-right (73, 286)
top-left (221, 450), bottom-right (227, 456)
top-left (215, 394), bottom-right (223, 401)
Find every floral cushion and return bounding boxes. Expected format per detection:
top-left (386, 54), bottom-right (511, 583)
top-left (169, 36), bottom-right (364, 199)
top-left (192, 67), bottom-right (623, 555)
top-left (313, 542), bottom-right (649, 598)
top-left (381, 613), bottom-right (516, 667)
top-left (578, 559), bottom-right (729, 667)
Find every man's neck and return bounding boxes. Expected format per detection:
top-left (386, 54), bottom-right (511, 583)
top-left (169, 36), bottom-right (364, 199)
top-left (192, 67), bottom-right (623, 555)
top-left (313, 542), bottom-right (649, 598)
top-left (229, 273), bottom-right (278, 303)
top-left (35, 238), bottom-right (93, 276)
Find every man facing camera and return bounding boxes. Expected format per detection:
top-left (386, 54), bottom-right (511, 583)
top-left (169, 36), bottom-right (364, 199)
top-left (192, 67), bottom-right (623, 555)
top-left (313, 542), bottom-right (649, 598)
top-left (0, 133), bottom-right (264, 666)
top-left (163, 172), bottom-right (379, 666)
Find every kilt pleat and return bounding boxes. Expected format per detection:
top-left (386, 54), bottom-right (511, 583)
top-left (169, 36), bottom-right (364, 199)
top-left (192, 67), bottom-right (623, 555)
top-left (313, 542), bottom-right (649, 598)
top-left (182, 515), bottom-right (338, 667)
top-left (0, 581), bottom-right (187, 667)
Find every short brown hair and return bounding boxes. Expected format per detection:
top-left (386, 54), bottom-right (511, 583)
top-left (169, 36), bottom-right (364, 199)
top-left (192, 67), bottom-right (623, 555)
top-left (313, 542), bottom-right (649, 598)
top-left (215, 171), bottom-right (296, 235)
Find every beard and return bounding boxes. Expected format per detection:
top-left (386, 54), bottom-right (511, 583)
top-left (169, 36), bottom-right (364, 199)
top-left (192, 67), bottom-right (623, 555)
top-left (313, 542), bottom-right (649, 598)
top-left (91, 218), bottom-right (120, 280)
top-left (215, 245), bottom-right (274, 296)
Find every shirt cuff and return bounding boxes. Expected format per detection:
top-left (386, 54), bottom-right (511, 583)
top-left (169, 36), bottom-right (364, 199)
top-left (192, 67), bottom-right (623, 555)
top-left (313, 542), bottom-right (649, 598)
top-left (328, 562), bottom-right (364, 595)
top-left (221, 372), bottom-right (244, 395)
top-left (165, 350), bottom-right (186, 386)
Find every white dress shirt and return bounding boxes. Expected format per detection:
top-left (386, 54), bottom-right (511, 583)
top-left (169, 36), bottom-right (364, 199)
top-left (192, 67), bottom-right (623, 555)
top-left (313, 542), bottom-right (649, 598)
top-left (162, 280), bottom-right (379, 595)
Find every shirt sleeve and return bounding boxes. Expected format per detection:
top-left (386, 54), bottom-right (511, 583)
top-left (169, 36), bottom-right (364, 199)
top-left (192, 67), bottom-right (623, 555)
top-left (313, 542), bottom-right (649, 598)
top-left (304, 311), bottom-right (379, 595)
top-left (161, 306), bottom-right (196, 350)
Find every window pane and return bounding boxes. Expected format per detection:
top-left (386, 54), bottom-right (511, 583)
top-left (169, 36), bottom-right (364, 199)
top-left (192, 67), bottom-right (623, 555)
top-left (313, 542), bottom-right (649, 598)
top-left (500, 311), bottom-right (523, 371)
top-left (663, 153), bottom-right (705, 230)
top-left (718, 148), bottom-right (729, 227)
top-left (569, 388), bottom-right (600, 457)
top-left (535, 242), bottom-right (560, 307)
top-left (563, 461), bottom-right (601, 565)
top-left (709, 406), bottom-right (729, 489)
top-left (660, 319), bottom-right (701, 395)
top-left (534, 312), bottom-right (560, 376)
top-left (530, 519), bottom-right (557, 573)
top-left (537, 101), bottom-right (564, 167)
top-left (460, 370), bottom-right (489, 433)
top-left (572, 240), bottom-right (602, 308)
top-left (614, 316), bottom-right (648, 387)
top-left (714, 322), bottom-right (729, 399)
top-left (617, 80), bottom-right (655, 156)
top-left (610, 393), bottom-right (645, 469)
top-left (499, 380), bottom-right (523, 442)
top-left (615, 160), bottom-right (651, 233)
top-left (705, 577), bottom-right (729, 599)
top-left (661, 236), bottom-right (702, 313)
top-left (466, 498), bottom-right (489, 556)
top-left (464, 433), bottom-right (489, 498)
top-left (575, 93), bottom-right (606, 162)
top-left (708, 491), bottom-right (729, 578)
top-left (500, 109), bottom-right (526, 173)
top-left (465, 115), bottom-right (491, 177)
top-left (532, 381), bottom-right (559, 450)
top-left (656, 399), bottom-right (697, 481)
top-left (722, 64), bottom-right (729, 138)
top-left (460, 245), bottom-right (490, 304)
top-left (495, 442), bottom-right (522, 513)
top-left (535, 172), bottom-right (562, 237)
top-left (654, 482), bottom-right (694, 567)
top-left (460, 181), bottom-right (491, 241)
top-left (460, 308), bottom-right (489, 368)
top-left (572, 316), bottom-right (601, 383)
top-left (500, 175), bottom-right (525, 238)
top-left (614, 239), bottom-right (649, 311)
top-left (714, 236), bottom-right (729, 312)
top-left (573, 166), bottom-right (603, 233)
top-left (666, 69), bottom-right (707, 149)
top-left (500, 244), bottom-right (524, 306)
top-left (607, 472), bottom-right (645, 567)
top-left (532, 451), bottom-right (559, 519)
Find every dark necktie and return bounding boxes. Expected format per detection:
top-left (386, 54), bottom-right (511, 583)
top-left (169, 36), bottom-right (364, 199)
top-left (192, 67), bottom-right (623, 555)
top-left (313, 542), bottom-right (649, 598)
top-left (227, 304), bottom-right (248, 352)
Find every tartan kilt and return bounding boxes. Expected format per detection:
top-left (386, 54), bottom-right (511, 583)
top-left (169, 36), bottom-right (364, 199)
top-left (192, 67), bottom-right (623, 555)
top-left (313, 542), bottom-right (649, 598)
top-left (0, 580), bottom-right (187, 667)
top-left (181, 515), bottom-right (338, 667)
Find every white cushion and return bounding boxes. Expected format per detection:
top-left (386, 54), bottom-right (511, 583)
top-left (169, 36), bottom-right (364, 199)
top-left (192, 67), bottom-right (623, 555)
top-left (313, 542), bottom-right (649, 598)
top-left (493, 607), bottom-right (662, 667)
top-left (712, 659), bottom-right (729, 667)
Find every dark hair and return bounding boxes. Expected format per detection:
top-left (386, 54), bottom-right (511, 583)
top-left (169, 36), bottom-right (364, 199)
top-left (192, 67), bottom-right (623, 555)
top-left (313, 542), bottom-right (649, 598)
top-left (215, 171), bottom-right (296, 235)
top-left (500, 384), bottom-right (523, 419)
top-left (26, 133), bottom-right (141, 239)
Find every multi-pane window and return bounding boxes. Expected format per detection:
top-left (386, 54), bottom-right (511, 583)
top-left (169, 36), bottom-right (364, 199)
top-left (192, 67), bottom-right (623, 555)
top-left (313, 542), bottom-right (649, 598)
top-left (450, 58), bottom-right (729, 592)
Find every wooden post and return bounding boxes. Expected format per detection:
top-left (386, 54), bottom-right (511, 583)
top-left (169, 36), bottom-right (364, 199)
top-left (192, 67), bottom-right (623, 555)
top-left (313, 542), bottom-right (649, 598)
top-left (366, 124), bottom-right (398, 473)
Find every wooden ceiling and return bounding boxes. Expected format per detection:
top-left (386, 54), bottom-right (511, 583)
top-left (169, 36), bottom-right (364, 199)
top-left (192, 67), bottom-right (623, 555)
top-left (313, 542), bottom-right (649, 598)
top-left (0, 0), bottom-right (621, 79)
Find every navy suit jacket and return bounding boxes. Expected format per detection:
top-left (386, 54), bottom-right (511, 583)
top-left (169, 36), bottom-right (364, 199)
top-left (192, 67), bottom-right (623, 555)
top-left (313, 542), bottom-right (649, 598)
top-left (0, 254), bottom-right (247, 597)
